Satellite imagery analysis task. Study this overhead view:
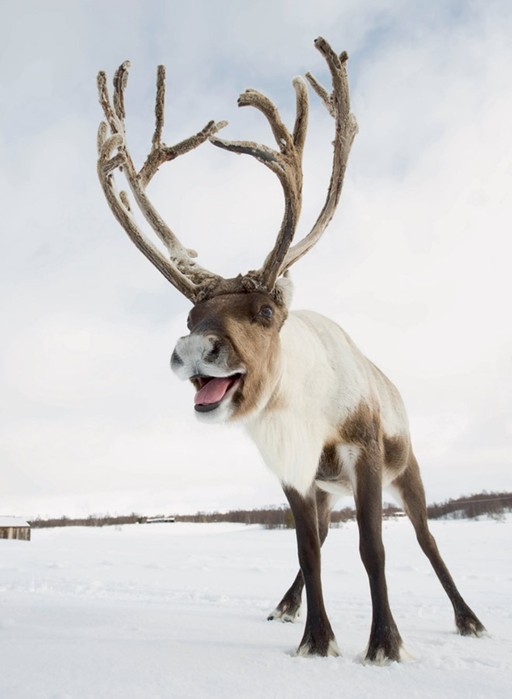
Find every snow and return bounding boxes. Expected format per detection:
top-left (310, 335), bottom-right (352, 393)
top-left (0, 517), bottom-right (510, 699)
top-left (0, 516), bottom-right (30, 528)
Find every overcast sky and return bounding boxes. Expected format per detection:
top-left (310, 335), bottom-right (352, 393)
top-left (1, 0), bottom-right (511, 519)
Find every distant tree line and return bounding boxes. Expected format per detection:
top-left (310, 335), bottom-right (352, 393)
top-left (29, 513), bottom-right (146, 529)
top-left (426, 491), bottom-right (512, 520)
top-left (28, 491), bottom-right (511, 529)
top-left (174, 504), bottom-right (402, 528)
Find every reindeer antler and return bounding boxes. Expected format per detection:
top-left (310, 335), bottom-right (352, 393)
top-left (96, 61), bottom-right (227, 302)
top-left (210, 78), bottom-right (308, 291)
top-left (96, 37), bottom-right (357, 303)
top-left (210, 36), bottom-right (358, 290)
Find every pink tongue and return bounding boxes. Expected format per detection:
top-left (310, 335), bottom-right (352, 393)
top-left (194, 377), bottom-right (235, 406)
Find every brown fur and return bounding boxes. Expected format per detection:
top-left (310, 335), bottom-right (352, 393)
top-left (338, 402), bottom-right (380, 446)
top-left (383, 434), bottom-right (410, 474)
top-left (338, 402), bottom-right (410, 470)
top-left (315, 445), bottom-right (343, 482)
top-left (315, 403), bottom-right (410, 487)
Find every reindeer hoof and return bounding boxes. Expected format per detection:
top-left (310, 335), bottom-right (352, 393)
top-left (456, 613), bottom-right (486, 637)
top-left (362, 645), bottom-right (402, 665)
top-left (364, 627), bottom-right (403, 664)
top-left (296, 637), bottom-right (341, 657)
top-left (267, 605), bottom-right (301, 623)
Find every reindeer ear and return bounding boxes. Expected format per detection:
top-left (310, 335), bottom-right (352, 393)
top-left (274, 273), bottom-right (294, 308)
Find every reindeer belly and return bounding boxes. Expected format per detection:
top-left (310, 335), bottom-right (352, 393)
top-left (315, 443), bottom-right (359, 497)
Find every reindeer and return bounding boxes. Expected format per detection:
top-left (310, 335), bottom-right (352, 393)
top-left (96, 37), bottom-right (485, 663)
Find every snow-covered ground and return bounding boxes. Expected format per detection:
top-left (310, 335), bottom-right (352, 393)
top-left (1, 517), bottom-right (510, 699)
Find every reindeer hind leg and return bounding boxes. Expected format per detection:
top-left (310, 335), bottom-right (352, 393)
top-left (391, 453), bottom-right (485, 637)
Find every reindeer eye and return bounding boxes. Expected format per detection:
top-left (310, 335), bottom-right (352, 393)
top-left (260, 305), bottom-right (273, 319)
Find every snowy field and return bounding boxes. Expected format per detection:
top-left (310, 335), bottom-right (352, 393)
top-left (1, 517), bottom-right (510, 699)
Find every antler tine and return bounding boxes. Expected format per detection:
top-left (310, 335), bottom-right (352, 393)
top-left (210, 75), bottom-right (309, 291)
top-left (279, 37), bottom-right (359, 275)
top-left (139, 64), bottom-right (228, 187)
top-left (152, 64), bottom-right (166, 150)
top-left (96, 122), bottom-right (197, 298)
top-left (97, 62), bottom-right (228, 303)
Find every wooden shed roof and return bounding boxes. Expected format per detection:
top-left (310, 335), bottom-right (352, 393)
top-left (0, 516), bottom-right (30, 528)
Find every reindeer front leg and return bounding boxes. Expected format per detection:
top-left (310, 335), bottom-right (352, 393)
top-left (283, 487), bottom-right (340, 657)
top-left (354, 455), bottom-right (403, 663)
top-left (269, 487), bottom-right (332, 622)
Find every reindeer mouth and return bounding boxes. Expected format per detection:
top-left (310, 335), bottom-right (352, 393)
top-left (191, 373), bottom-right (243, 412)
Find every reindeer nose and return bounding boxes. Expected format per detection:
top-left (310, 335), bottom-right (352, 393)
top-left (205, 336), bottom-right (222, 362)
top-left (170, 346), bottom-right (184, 369)
top-left (170, 336), bottom-right (191, 375)
top-left (170, 333), bottom-right (225, 379)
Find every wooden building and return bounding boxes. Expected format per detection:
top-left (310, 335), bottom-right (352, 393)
top-left (0, 516), bottom-right (31, 541)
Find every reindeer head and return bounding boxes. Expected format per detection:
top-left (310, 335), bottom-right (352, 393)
top-left (96, 38), bottom-right (357, 422)
top-left (170, 280), bottom-right (294, 422)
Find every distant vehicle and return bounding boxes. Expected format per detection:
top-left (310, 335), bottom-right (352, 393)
top-left (145, 516), bottom-right (176, 524)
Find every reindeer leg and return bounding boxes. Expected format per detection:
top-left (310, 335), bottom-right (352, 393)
top-left (283, 486), bottom-right (340, 656)
top-left (355, 454), bottom-right (403, 663)
top-left (267, 569), bottom-right (304, 623)
top-left (268, 488), bottom-right (332, 622)
top-left (392, 454), bottom-right (486, 637)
